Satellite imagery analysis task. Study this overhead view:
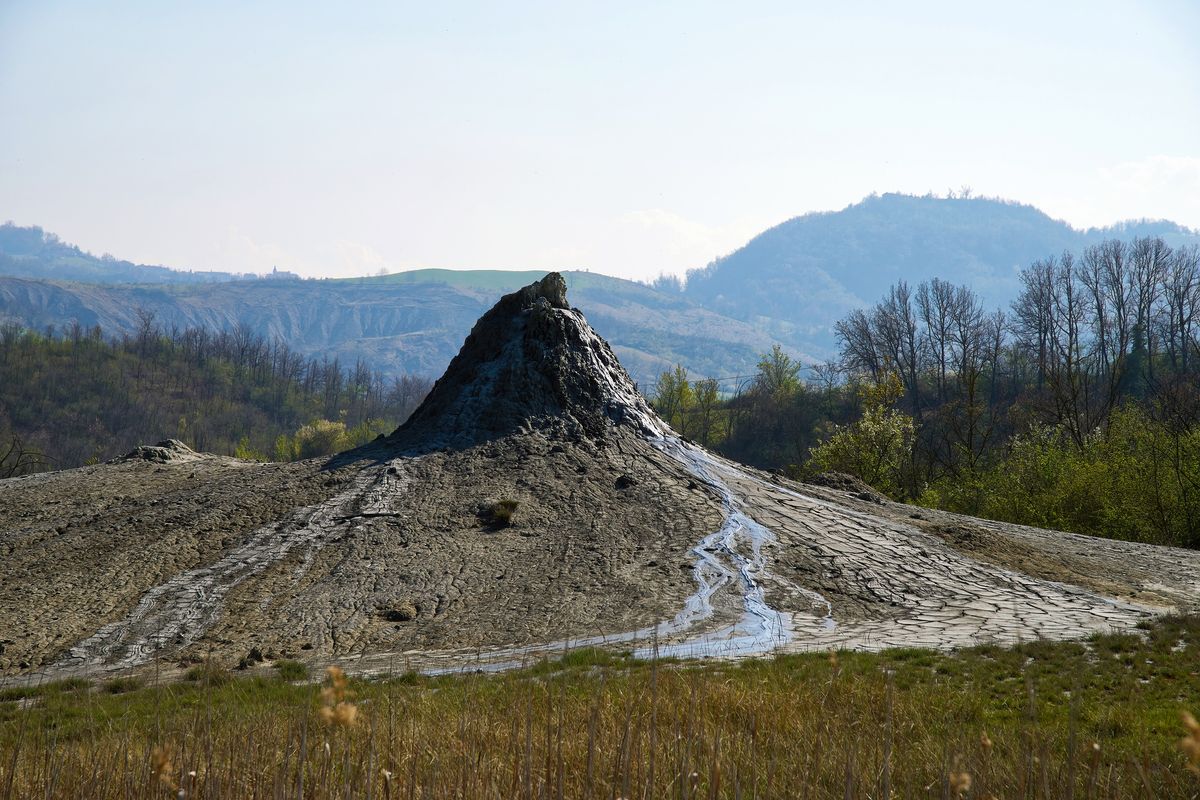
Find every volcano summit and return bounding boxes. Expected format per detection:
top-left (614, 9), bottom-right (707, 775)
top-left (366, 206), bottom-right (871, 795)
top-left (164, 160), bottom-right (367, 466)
top-left (2, 274), bottom-right (1199, 679)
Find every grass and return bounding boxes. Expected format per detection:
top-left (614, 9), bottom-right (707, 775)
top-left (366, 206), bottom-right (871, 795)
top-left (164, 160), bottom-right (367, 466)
top-left (1, 616), bottom-right (1198, 798)
top-left (102, 676), bottom-right (144, 695)
top-left (0, 678), bottom-right (89, 703)
top-left (183, 661), bottom-right (233, 687)
top-left (274, 659), bottom-right (309, 682)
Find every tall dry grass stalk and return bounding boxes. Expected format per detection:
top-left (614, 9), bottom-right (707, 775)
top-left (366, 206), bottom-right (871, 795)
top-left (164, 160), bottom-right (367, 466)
top-left (318, 666), bottom-right (358, 729)
top-left (2, 630), bottom-right (1199, 799)
top-left (1182, 711), bottom-right (1200, 774)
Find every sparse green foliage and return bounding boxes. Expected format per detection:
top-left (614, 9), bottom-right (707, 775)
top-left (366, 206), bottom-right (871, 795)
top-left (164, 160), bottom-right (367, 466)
top-left (807, 404), bottom-right (916, 498)
top-left (184, 661), bottom-right (232, 687)
top-left (274, 660), bottom-right (309, 681)
top-left (754, 344), bottom-right (802, 397)
top-left (294, 419), bottom-right (350, 460)
top-left (103, 676), bottom-right (144, 694)
top-left (922, 407), bottom-right (1200, 546)
top-left (0, 322), bottom-right (430, 469)
top-left (233, 436), bottom-right (268, 461)
top-left (651, 364), bottom-right (694, 435)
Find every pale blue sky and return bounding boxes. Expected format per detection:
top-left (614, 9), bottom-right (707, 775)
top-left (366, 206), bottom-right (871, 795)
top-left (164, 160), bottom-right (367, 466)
top-left (2, 1), bottom-right (1198, 280)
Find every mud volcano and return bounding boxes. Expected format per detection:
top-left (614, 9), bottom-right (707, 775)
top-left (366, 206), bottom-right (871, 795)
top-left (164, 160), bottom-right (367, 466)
top-left (2, 274), bottom-right (1199, 679)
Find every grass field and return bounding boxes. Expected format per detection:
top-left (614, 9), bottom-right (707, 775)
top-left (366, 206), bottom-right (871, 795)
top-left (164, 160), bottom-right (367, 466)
top-left (2, 617), bottom-right (1199, 799)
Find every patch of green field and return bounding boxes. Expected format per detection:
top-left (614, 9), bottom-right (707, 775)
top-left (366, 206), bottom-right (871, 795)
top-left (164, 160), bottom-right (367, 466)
top-left (2, 616), bottom-right (1198, 798)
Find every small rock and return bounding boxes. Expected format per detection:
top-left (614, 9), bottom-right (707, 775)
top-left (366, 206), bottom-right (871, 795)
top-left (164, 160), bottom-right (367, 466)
top-left (381, 600), bottom-right (418, 622)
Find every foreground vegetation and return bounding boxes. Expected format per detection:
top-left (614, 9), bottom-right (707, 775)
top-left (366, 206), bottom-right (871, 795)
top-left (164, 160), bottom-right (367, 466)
top-left (2, 617), bottom-right (1198, 798)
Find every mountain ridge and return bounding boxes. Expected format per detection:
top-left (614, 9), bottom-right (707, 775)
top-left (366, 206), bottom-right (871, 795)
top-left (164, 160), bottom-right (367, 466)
top-left (682, 193), bottom-right (1200, 348)
top-left (5, 194), bottom-right (1198, 384)
top-left (0, 272), bottom-right (783, 389)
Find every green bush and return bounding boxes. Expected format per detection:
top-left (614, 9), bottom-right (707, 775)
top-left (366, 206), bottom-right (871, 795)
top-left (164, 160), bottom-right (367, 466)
top-left (185, 662), bottom-right (233, 687)
top-left (274, 660), bottom-right (309, 681)
top-left (103, 676), bottom-right (144, 694)
top-left (806, 404), bottom-right (916, 499)
top-left (918, 406), bottom-right (1200, 548)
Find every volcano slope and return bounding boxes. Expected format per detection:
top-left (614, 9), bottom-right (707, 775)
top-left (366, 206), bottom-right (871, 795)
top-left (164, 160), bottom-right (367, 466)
top-left (1, 273), bottom-right (1198, 680)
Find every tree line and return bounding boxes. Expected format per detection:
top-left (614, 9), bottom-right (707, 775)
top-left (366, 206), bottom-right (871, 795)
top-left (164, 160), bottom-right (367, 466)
top-left (652, 236), bottom-right (1200, 548)
top-left (0, 315), bottom-right (432, 473)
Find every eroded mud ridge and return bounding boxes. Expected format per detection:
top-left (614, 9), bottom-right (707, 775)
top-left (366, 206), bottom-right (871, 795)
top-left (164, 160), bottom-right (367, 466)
top-left (2, 273), bottom-right (1198, 680)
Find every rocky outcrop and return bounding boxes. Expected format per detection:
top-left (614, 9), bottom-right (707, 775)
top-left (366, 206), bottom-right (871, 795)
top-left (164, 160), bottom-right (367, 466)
top-left (114, 439), bottom-right (201, 464)
top-left (390, 273), bottom-right (665, 450)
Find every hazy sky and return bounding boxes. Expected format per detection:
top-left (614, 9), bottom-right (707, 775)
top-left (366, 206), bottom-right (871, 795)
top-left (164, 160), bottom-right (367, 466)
top-left (2, 1), bottom-right (1199, 281)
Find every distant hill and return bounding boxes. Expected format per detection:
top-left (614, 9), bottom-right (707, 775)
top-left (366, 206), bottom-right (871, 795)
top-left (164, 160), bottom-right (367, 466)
top-left (0, 269), bottom-right (783, 389)
top-left (4, 195), bottom-right (1197, 382)
top-left (683, 193), bottom-right (1200, 353)
top-left (0, 222), bottom-right (255, 284)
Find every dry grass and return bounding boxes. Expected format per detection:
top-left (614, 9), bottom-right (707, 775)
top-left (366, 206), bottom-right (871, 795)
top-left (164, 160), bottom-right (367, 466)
top-left (489, 498), bottom-right (519, 527)
top-left (2, 617), bottom-right (1199, 798)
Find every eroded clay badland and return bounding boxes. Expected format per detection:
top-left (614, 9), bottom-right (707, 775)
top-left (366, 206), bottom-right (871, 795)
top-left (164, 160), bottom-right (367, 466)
top-left (2, 273), bottom-right (1199, 680)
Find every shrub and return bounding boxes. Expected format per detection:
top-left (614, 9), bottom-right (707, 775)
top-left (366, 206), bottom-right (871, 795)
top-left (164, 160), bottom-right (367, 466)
top-left (274, 419), bottom-right (356, 461)
top-left (489, 499), bottom-right (519, 527)
top-left (103, 676), bottom-right (144, 694)
top-left (806, 404), bottom-right (916, 499)
top-left (185, 662), bottom-right (232, 687)
top-left (274, 660), bottom-right (309, 681)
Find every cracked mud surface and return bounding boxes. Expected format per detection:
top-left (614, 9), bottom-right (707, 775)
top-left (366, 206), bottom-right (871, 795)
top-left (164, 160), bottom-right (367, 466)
top-left (0, 449), bottom-right (352, 674)
top-left (3, 431), bottom-right (1197, 681)
top-left (0, 431), bottom-right (723, 678)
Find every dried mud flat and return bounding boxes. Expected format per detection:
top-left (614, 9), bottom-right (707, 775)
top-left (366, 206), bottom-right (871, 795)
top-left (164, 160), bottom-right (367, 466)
top-left (2, 274), bottom-right (1198, 682)
top-left (3, 433), bottom-right (1198, 682)
top-left (0, 433), bottom-right (724, 678)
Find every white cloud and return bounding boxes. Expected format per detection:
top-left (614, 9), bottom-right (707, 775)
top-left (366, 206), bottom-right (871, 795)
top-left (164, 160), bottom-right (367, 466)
top-left (1049, 155), bottom-right (1200, 231)
top-left (333, 240), bottom-right (393, 277)
top-left (611, 209), bottom-right (766, 281)
top-left (215, 227), bottom-right (301, 275)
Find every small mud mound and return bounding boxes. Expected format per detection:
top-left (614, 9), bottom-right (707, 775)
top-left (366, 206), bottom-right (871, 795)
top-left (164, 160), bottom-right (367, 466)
top-left (803, 471), bottom-right (887, 504)
top-left (389, 273), bottom-right (666, 451)
top-left (114, 439), bottom-right (200, 464)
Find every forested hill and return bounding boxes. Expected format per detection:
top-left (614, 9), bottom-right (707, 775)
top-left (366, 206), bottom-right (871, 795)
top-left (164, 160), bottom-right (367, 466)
top-left (0, 270), bottom-right (784, 390)
top-left (683, 193), bottom-right (1200, 350)
top-left (5, 196), bottom-right (1198, 385)
top-left (0, 223), bottom-right (250, 284)
top-left (0, 321), bottom-right (433, 472)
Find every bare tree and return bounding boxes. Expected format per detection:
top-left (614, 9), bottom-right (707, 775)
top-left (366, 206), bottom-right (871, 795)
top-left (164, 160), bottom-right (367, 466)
top-left (874, 281), bottom-right (924, 420)
top-left (917, 278), bottom-right (955, 401)
top-left (0, 434), bottom-right (49, 478)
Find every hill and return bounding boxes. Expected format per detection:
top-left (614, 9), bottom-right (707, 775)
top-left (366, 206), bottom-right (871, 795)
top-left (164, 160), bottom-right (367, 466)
top-left (0, 321), bottom-right (432, 469)
top-left (0, 223), bottom-right (252, 284)
top-left (683, 193), bottom-right (1200, 352)
top-left (0, 270), bottom-right (782, 389)
top-left (5, 196), bottom-right (1198, 380)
